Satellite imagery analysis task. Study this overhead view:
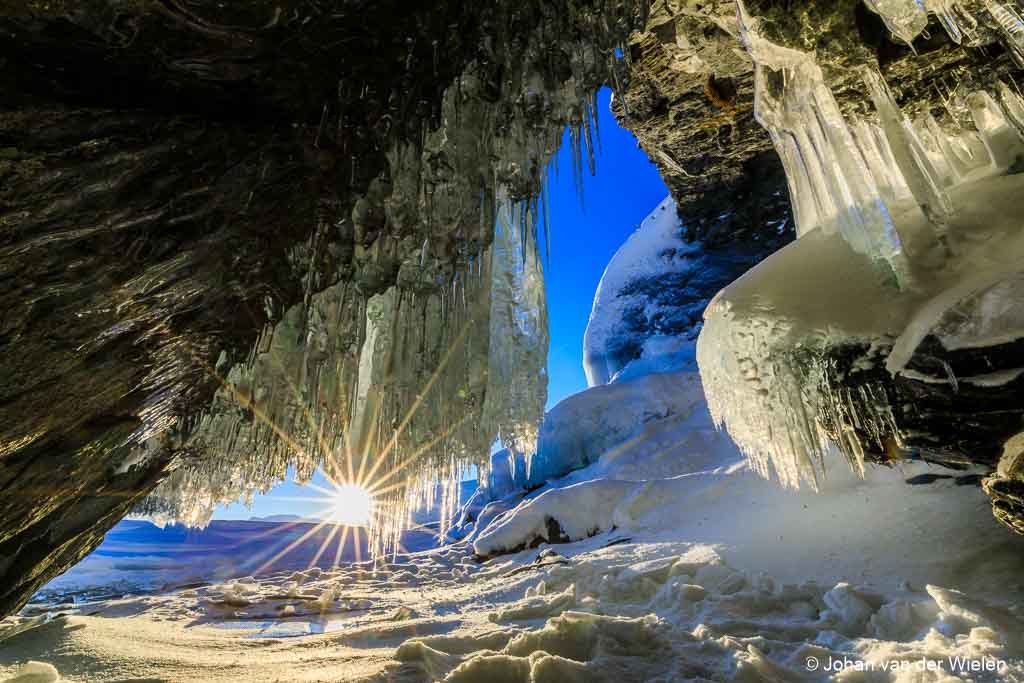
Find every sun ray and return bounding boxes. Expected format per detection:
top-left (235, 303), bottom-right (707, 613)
top-left (333, 523), bottom-right (352, 567)
top-left (357, 316), bottom-right (476, 489)
top-left (308, 522), bottom-right (340, 570)
top-left (353, 525), bottom-right (364, 565)
top-left (363, 412), bottom-right (473, 496)
top-left (353, 384), bottom-right (388, 492)
top-left (252, 518), bottom-right (332, 576)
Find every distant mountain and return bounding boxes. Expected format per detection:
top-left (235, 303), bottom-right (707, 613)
top-left (248, 514), bottom-right (322, 523)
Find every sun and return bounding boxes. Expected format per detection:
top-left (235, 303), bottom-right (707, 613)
top-left (326, 483), bottom-right (376, 527)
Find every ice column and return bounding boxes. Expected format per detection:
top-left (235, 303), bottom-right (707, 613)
top-left (483, 193), bottom-right (549, 459)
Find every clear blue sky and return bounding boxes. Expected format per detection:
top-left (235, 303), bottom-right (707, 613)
top-left (214, 87), bottom-right (667, 520)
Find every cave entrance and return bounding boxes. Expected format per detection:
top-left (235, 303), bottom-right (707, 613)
top-left (43, 89), bottom-right (669, 593)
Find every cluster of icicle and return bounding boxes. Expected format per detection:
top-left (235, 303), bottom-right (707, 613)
top-left (864, 0), bottom-right (1024, 62)
top-left (697, 1), bottom-right (1024, 489)
top-left (138, 2), bottom-right (647, 558)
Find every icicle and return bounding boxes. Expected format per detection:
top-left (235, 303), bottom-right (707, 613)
top-left (581, 100), bottom-right (597, 176)
top-left (910, 114), bottom-right (957, 187)
top-left (997, 80), bottom-right (1024, 137)
top-left (851, 120), bottom-right (912, 202)
top-left (736, 1), bottom-right (911, 285)
top-left (864, 0), bottom-right (928, 47)
top-left (861, 67), bottom-right (954, 239)
top-left (924, 0), bottom-right (976, 43)
top-left (589, 89), bottom-right (603, 153)
top-left (983, 0), bottom-right (1024, 68)
top-left (967, 90), bottom-right (1024, 169)
top-left (922, 113), bottom-right (973, 180)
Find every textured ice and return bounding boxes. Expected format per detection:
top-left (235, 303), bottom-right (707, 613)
top-left (700, 173), bottom-right (1024, 488)
top-left (866, 0), bottom-right (978, 46)
top-left (737, 1), bottom-right (912, 285)
top-left (695, 3), bottom-right (1024, 488)
top-left (864, 0), bottom-right (929, 46)
top-left (984, 0), bottom-right (1024, 67)
top-left (132, 3), bottom-right (650, 553)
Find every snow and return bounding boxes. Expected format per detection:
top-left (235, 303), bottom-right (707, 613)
top-left (3, 366), bottom-right (1023, 682)
top-left (527, 369), bottom-right (707, 487)
top-left (581, 195), bottom-right (757, 389)
top-left (4, 661), bottom-right (60, 683)
top-left (583, 196), bottom-right (697, 386)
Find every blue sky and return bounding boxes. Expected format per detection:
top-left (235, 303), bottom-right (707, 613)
top-left (214, 87), bottom-right (667, 521)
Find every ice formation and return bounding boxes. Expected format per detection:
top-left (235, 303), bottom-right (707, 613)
top-left (737, 1), bottom-right (913, 287)
top-left (866, 0), bottom-right (983, 47)
top-left (7, 351), bottom-right (1024, 681)
top-left (133, 2), bottom-right (649, 556)
top-left (698, 3), bottom-right (1024, 489)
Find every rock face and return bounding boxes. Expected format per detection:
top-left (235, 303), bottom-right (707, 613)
top-left (3, 0), bottom-right (1024, 616)
top-left (0, 0), bottom-right (636, 615)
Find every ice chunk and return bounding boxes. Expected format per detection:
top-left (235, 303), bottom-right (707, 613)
top-left (864, 0), bottom-right (929, 46)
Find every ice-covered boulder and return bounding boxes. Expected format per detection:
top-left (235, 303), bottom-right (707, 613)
top-left (527, 370), bottom-right (708, 486)
top-left (583, 196), bottom-right (787, 386)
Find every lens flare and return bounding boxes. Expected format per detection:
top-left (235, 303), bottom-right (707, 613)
top-left (327, 483), bottom-right (375, 527)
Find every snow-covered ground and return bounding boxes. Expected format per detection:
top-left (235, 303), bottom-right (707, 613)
top-left (3, 363), bottom-right (1022, 682)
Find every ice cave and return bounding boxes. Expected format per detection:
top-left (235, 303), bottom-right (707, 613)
top-left (4, 0), bottom-right (1024, 680)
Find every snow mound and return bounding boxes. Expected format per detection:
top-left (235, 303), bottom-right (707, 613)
top-left (4, 661), bottom-right (60, 683)
top-left (527, 370), bottom-right (708, 486)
